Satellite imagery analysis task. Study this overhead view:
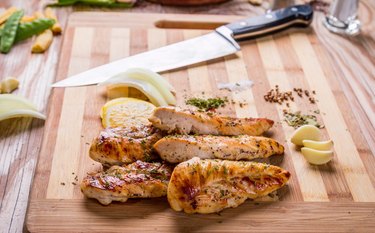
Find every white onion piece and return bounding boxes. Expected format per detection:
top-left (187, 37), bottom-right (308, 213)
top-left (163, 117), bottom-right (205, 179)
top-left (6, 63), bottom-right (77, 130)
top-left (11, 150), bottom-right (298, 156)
top-left (105, 80), bottom-right (168, 107)
top-left (100, 68), bottom-right (176, 105)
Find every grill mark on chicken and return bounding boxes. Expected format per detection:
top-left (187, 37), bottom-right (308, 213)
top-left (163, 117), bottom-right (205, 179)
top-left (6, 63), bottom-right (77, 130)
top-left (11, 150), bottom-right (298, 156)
top-left (89, 126), bottom-right (163, 166)
top-left (81, 161), bottom-right (173, 205)
top-left (167, 157), bottom-right (290, 214)
top-left (149, 107), bottom-right (273, 136)
top-left (153, 135), bottom-right (284, 163)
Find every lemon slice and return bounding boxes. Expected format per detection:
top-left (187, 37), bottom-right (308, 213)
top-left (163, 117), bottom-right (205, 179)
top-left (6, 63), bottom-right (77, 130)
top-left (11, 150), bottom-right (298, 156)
top-left (0, 94), bottom-right (46, 121)
top-left (100, 97), bottom-right (156, 128)
top-left (301, 147), bottom-right (333, 165)
top-left (291, 125), bottom-right (321, 146)
top-left (302, 139), bottom-right (333, 151)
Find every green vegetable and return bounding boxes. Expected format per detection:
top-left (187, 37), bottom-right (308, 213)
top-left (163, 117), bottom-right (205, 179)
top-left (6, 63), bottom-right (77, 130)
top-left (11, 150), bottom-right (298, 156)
top-left (14, 18), bottom-right (55, 43)
top-left (186, 97), bottom-right (228, 112)
top-left (283, 111), bottom-right (324, 129)
top-left (50, 0), bottom-right (134, 7)
top-left (0, 10), bottom-right (24, 54)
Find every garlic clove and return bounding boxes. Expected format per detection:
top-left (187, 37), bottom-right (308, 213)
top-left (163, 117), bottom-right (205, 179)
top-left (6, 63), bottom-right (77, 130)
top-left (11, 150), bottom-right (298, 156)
top-left (301, 147), bottom-right (333, 165)
top-left (303, 139), bottom-right (333, 151)
top-left (291, 125), bottom-right (321, 146)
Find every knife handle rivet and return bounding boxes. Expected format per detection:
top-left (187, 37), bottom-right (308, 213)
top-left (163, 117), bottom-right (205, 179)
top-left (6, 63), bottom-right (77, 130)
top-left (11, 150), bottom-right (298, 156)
top-left (265, 14), bottom-right (273, 19)
top-left (239, 21), bottom-right (248, 26)
top-left (291, 7), bottom-right (298, 12)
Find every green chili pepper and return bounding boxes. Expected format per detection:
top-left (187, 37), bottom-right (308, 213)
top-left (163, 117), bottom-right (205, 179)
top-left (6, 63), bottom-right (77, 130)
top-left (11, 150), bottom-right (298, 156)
top-left (14, 18), bottom-right (55, 43)
top-left (50, 0), bottom-right (134, 7)
top-left (0, 10), bottom-right (24, 54)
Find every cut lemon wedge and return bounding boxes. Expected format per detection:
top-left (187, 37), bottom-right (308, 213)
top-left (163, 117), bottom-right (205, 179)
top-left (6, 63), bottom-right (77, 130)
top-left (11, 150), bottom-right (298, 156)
top-left (100, 97), bottom-right (156, 128)
top-left (301, 147), bottom-right (333, 165)
top-left (0, 94), bottom-right (46, 121)
top-left (99, 68), bottom-right (176, 106)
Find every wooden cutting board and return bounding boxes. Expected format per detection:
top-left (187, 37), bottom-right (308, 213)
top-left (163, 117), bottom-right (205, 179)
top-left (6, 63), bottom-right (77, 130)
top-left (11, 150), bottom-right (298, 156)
top-left (26, 12), bottom-right (375, 232)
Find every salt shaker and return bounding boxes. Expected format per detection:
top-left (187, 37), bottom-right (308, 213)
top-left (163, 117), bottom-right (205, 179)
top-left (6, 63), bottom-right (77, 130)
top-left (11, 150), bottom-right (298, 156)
top-left (324, 0), bottom-right (361, 36)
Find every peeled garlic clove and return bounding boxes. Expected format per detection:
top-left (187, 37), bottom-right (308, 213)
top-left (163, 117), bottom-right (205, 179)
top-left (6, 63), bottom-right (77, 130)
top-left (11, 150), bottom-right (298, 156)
top-left (303, 139), bottom-right (333, 151)
top-left (291, 125), bottom-right (321, 146)
top-left (301, 147), bottom-right (333, 165)
top-left (0, 77), bottom-right (19, 93)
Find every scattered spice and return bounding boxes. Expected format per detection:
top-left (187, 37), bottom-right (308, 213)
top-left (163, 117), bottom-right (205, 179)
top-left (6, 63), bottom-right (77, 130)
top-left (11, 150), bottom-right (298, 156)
top-left (264, 85), bottom-right (293, 105)
top-left (186, 97), bottom-right (228, 112)
top-left (264, 85), bottom-right (317, 105)
top-left (72, 182), bottom-right (77, 185)
top-left (283, 111), bottom-right (324, 129)
top-left (60, 182), bottom-right (65, 186)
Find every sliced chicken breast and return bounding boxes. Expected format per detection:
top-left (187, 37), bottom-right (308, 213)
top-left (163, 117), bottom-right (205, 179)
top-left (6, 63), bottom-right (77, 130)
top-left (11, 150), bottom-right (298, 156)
top-left (149, 107), bottom-right (273, 136)
top-left (89, 125), bottom-right (162, 166)
top-left (168, 157), bottom-right (290, 214)
top-left (153, 135), bottom-right (284, 163)
top-left (81, 161), bottom-right (173, 205)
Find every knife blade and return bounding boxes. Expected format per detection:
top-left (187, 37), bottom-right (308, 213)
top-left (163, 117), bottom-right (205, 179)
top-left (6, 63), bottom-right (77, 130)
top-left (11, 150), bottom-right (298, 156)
top-left (52, 4), bottom-right (313, 87)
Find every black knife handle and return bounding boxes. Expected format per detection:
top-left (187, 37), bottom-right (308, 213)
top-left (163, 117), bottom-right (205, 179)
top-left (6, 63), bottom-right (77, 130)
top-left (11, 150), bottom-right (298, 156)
top-left (225, 4), bottom-right (313, 41)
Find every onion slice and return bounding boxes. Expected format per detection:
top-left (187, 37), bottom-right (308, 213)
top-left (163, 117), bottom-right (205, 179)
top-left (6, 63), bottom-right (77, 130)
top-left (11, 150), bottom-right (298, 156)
top-left (105, 79), bottom-right (168, 107)
top-left (0, 94), bottom-right (46, 121)
top-left (100, 68), bottom-right (176, 105)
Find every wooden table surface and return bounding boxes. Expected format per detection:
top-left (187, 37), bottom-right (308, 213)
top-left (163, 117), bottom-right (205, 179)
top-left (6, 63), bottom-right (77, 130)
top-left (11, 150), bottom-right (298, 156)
top-left (0, 0), bottom-right (374, 232)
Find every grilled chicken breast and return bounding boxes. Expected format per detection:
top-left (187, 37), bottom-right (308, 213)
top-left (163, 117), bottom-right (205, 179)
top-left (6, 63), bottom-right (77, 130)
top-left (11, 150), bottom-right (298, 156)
top-left (81, 161), bottom-right (173, 205)
top-left (153, 135), bottom-right (284, 163)
top-left (168, 157), bottom-right (290, 214)
top-left (149, 107), bottom-right (273, 136)
top-left (89, 126), bottom-right (162, 166)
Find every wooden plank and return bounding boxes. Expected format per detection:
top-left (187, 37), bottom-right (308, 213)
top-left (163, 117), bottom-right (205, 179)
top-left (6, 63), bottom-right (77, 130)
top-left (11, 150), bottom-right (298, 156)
top-left (290, 33), bottom-right (375, 202)
top-left (308, 33), bottom-right (375, 189)
top-left (256, 36), bottom-right (329, 202)
top-left (184, 31), bottom-right (213, 95)
top-left (273, 33), bottom-right (354, 202)
top-left (240, 40), bottom-right (303, 202)
top-left (165, 30), bottom-right (191, 107)
top-left (2, 2), bottom-right (374, 231)
top-left (27, 199), bottom-right (375, 233)
top-left (26, 11), bottom-right (375, 232)
top-left (46, 27), bottom-right (94, 199)
top-left (224, 52), bottom-right (258, 118)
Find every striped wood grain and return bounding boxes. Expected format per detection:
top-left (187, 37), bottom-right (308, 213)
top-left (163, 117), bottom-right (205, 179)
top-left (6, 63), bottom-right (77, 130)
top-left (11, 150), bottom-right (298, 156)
top-left (27, 13), bottom-right (375, 232)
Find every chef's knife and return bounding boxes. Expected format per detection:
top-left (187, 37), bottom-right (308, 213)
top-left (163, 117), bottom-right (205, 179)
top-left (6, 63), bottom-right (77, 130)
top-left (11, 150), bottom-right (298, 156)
top-left (52, 4), bottom-right (313, 87)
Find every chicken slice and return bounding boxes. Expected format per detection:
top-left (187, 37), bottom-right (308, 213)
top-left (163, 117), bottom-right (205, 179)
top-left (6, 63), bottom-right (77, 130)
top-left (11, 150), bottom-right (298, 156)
top-left (153, 135), bottom-right (284, 163)
top-left (168, 157), bottom-right (290, 214)
top-left (89, 125), bottom-right (163, 166)
top-left (149, 107), bottom-right (273, 136)
top-left (81, 161), bottom-right (173, 205)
